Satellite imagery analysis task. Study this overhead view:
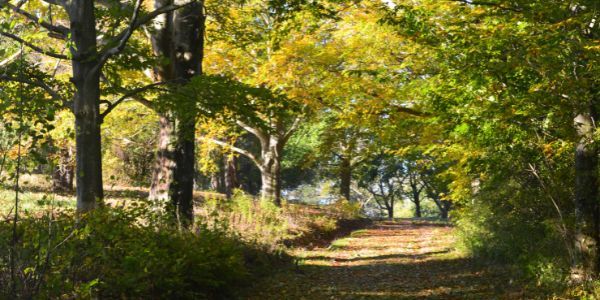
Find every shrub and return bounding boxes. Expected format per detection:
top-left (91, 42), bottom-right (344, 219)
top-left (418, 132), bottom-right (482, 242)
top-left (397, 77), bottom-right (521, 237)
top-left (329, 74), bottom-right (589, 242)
top-left (0, 203), bottom-right (266, 299)
top-left (199, 190), bottom-right (290, 248)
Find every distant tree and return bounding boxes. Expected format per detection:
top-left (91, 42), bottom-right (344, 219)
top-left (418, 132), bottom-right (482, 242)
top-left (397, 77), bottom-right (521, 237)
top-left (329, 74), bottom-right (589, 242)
top-left (358, 154), bottom-right (406, 219)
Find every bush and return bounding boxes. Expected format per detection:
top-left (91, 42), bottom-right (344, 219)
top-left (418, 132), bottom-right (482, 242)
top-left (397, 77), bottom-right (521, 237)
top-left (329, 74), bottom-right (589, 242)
top-left (0, 203), bottom-right (269, 299)
top-left (199, 190), bottom-right (290, 248)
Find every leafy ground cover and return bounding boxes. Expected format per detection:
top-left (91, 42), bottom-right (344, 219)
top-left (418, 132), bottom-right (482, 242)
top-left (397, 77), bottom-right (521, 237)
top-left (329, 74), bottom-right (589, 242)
top-left (243, 219), bottom-right (549, 299)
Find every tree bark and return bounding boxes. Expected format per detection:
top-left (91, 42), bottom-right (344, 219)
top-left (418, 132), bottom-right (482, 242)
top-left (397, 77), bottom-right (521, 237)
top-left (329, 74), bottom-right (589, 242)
top-left (149, 114), bottom-right (175, 201)
top-left (260, 158), bottom-right (281, 205)
top-left (168, 0), bottom-right (204, 225)
top-left (572, 110), bottom-right (599, 281)
top-left (386, 203), bottom-right (394, 219)
top-left (68, 0), bottom-right (103, 212)
top-left (52, 146), bottom-right (74, 193)
top-left (224, 155), bottom-right (238, 199)
top-left (259, 135), bottom-right (283, 205)
top-left (339, 156), bottom-right (351, 201)
top-left (147, 0), bottom-right (204, 225)
top-left (413, 195), bottom-right (422, 218)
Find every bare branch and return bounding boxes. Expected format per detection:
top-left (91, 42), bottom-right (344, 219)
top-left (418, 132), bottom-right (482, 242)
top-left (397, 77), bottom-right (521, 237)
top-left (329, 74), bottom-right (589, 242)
top-left (283, 115), bottom-right (303, 142)
top-left (100, 81), bottom-right (167, 119)
top-left (200, 137), bottom-right (262, 168)
top-left (0, 32), bottom-right (69, 60)
top-left (0, 50), bottom-right (23, 68)
top-left (236, 120), bottom-right (268, 143)
top-left (95, 0), bottom-right (144, 68)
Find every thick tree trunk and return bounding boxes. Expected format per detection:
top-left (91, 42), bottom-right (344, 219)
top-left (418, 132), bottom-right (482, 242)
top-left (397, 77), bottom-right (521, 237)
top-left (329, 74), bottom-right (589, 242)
top-left (69, 0), bottom-right (103, 212)
top-left (413, 191), bottom-right (422, 218)
top-left (386, 203), bottom-right (394, 219)
top-left (224, 155), bottom-right (238, 199)
top-left (428, 191), bottom-right (451, 220)
top-left (340, 156), bottom-right (351, 201)
top-left (168, 0), bottom-right (204, 225)
top-left (260, 158), bottom-right (281, 205)
top-left (148, 0), bottom-right (174, 203)
top-left (147, 0), bottom-right (204, 225)
top-left (572, 111), bottom-right (599, 281)
top-left (149, 115), bottom-right (175, 201)
top-left (170, 118), bottom-right (196, 224)
top-left (258, 135), bottom-right (283, 205)
top-left (52, 146), bottom-right (74, 193)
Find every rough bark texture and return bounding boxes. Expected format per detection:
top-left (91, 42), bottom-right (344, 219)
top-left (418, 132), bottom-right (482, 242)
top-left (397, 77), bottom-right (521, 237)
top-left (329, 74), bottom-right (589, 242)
top-left (147, 0), bottom-right (205, 225)
top-left (259, 136), bottom-right (283, 206)
top-left (148, 0), bottom-right (174, 202)
top-left (339, 156), bottom-right (351, 201)
top-left (68, 0), bottom-right (103, 212)
top-left (149, 115), bottom-right (175, 201)
top-left (52, 146), bottom-right (74, 193)
top-left (224, 155), bottom-right (238, 199)
top-left (572, 111), bottom-right (599, 281)
top-left (169, 0), bottom-right (204, 224)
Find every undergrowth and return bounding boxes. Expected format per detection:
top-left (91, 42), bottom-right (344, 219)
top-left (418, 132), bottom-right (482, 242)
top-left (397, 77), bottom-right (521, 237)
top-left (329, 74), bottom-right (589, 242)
top-left (0, 202), bottom-right (284, 299)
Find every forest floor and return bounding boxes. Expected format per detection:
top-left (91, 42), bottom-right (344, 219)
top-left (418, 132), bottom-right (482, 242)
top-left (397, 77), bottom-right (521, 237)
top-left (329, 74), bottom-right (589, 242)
top-left (244, 219), bottom-right (544, 299)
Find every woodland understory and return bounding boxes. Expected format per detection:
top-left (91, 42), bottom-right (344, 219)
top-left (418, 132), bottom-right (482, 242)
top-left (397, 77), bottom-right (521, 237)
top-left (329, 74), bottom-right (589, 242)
top-left (0, 0), bottom-right (599, 298)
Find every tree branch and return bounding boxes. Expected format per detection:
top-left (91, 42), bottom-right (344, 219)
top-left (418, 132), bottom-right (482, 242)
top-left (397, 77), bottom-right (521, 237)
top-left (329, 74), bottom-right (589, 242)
top-left (450, 0), bottom-right (522, 13)
top-left (282, 115), bottom-right (303, 142)
top-left (100, 81), bottom-right (166, 120)
top-left (236, 120), bottom-right (268, 143)
top-left (0, 50), bottom-right (23, 68)
top-left (95, 0), bottom-right (196, 70)
top-left (5, 3), bottom-right (69, 37)
top-left (200, 137), bottom-right (262, 168)
top-left (0, 74), bottom-right (64, 103)
top-left (0, 32), bottom-right (69, 60)
top-left (386, 105), bottom-right (430, 117)
top-left (40, 0), bottom-right (66, 6)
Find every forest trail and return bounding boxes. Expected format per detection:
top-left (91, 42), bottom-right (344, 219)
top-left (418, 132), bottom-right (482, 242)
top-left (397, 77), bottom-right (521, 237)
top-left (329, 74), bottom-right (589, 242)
top-left (246, 220), bottom-right (533, 299)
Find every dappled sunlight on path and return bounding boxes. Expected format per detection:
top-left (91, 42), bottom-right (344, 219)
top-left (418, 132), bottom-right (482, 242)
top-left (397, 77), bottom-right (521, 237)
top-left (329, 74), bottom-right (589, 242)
top-left (245, 220), bottom-right (532, 299)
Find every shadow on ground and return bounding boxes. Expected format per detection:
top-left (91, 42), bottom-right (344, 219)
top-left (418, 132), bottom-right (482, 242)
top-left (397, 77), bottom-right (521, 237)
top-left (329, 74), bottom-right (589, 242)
top-left (243, 220), bottom-right (539, 300)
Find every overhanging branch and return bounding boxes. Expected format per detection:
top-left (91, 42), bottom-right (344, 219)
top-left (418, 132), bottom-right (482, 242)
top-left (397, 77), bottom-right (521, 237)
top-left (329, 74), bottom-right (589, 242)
top-left (0, 32), bottom-right (69, 60)
top-left (200, 136), bottom-right (262, 169)
top-left (100, 81), bottom-right (167, 120)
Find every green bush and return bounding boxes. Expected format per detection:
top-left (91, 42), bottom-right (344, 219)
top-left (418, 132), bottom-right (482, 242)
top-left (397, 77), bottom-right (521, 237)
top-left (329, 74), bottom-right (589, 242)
top-left (0, 203), bottom-right (269, 299)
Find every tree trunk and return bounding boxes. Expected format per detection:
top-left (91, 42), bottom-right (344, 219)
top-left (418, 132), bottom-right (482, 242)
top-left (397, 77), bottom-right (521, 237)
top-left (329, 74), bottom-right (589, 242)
top-left (413, 191), bottom-right (422, 218)
top-left (258, 134), bottom-right (283, 205)
top-left (149, 114), bottom-right (175, 201)
top-left (572, 111), bottom-right (599, 281)
top-left (69, 0), bottom-right (103, 212)
top-left (170, 118), bottom-right (196, 225)
top-left (52, 146), bottom-right (74, 193)
top-left (386, 204), bottom-right (394, 219)
top-left (224, 155), bottom-right (238, 199)
top-left (441, 200), bottom-right (451, 219)
top-left (147, 0), bottom-right (204, 225)
top-left (340, 156), bottom-right (351, 201)
top-left (260, 158), bottom-right (281, 205)
top-left (168, 0), bottom-right (204, 225)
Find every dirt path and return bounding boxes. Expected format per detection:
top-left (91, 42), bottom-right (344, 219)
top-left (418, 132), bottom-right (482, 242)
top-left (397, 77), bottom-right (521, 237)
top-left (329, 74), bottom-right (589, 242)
top-left (245, 220), bottom-right (536, 299)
